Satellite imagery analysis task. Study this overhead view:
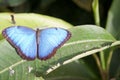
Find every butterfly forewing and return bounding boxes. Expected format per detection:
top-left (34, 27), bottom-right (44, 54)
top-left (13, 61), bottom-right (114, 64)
top-left (2, 26), bottom-right (37, 60)
top-left (38, 28), bottom-right (71, 60)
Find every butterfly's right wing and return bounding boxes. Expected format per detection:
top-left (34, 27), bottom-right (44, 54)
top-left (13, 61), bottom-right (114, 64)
top-left (2, 26), bottom-right (37, 60)
top-left (38, 28), bottom-right (71, 60)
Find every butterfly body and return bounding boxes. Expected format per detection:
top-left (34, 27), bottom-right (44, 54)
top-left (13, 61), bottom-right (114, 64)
top-left (2, 26), bottom-right (71, 60)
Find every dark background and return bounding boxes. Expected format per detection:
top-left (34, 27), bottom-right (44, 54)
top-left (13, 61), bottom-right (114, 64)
top-left (0, 0), bottom-right (113, 26)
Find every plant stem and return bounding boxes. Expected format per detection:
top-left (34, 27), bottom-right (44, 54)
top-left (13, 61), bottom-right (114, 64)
top-left (92, 0), bottom-right (100, 26)
top-left (106, 49), bottom-right (114, 79)
top-left (100, 51), bottom-right (106, 70)
top-left (92, 0), bottom-right (108, 80)
top-left (92, 54), bottom-right (105, 80)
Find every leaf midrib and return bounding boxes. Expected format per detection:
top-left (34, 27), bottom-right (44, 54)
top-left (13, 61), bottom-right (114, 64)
top-left (63, 39), bottom-right (115, 47)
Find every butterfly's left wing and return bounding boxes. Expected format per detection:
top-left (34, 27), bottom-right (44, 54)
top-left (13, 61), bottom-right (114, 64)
top-left (37, 28), bottom-right (71, 60)
top-left (2, 26), bottom-right (37, 60)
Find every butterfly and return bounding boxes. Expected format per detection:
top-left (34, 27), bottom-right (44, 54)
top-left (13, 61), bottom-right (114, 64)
top-left (2, 26), bottom-right (71, 60)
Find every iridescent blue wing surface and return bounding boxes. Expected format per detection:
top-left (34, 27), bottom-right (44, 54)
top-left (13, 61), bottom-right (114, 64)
top-left (37, 28), bottom-right (71, 60)
top-left (2, 26), bottom-right (37, 60)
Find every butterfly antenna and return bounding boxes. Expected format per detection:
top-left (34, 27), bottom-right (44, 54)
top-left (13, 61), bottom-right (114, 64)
top-left (11, 14), bottom-right (16, 25)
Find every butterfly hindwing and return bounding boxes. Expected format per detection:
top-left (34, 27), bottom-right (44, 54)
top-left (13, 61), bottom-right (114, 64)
top-left (38, 28), bottom-right (71, 60)
top-left (2, 26), bottom-right (37, 60)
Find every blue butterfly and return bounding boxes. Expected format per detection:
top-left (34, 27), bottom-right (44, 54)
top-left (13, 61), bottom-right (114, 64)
top-left (2, 26), bottom-right (71, 60)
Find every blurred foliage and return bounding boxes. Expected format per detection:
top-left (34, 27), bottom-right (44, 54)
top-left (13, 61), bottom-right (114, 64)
top-left (0, 0), bottom-right (112, 26)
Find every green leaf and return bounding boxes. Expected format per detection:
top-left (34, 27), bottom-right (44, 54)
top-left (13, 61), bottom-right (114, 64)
top-left (7, 0), bottom-right (26, 7)
top-left (0, 13), bottom-right (73, 40)
top-left (106, 0), bottom-right (120, 79)
top-left (109, 48), bottom-right (120, 79)
top-left (46, 41), bottom-right (120, 80)
top-left (46, 60), bottom-right (100, 80)
top-left (0, 24), bottom-right (118, 80)
top-left (106, 0), bottom-right (120, 40)
top-left (40, 0), bottom-right (56, 8)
